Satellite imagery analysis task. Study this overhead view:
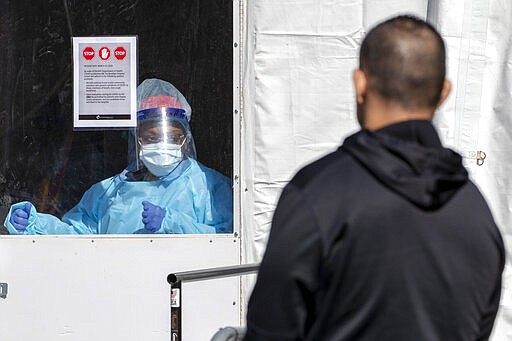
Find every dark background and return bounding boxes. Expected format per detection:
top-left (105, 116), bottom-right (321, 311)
top-left (0, 0), bottom-right (233, 231)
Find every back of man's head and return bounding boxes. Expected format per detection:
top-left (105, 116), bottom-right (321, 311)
top-left (360, 15), bottom-right (446, 110)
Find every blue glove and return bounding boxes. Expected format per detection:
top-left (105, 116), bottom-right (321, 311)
top-left (141, 201), bottom-right (165, 232)
top-left (9, 202), bottom-right (32, 232)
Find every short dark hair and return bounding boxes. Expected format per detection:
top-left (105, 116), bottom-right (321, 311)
top-left (359, 15), bottom-right (446, 109)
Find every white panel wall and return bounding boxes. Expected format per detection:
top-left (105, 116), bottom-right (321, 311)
top-left (0, 235), bottom-right (240, 341)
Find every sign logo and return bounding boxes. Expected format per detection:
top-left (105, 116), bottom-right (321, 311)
top-left (114, 46), bottom-right (127, 60)
top-left (82, 47), bottom-right (95, 60)
top-left (99, 47), bottom-right (111, 60)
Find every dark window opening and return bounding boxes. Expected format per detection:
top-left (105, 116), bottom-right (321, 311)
top-left (0, 0), bottom-right (233, 233)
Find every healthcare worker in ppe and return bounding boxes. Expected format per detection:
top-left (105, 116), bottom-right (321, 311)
top-left (4, 78), bottom-right (233, 234)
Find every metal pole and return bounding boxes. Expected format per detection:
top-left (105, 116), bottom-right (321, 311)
top-left (167, 263), bottom-right (260, 285)
top-left (167, 263), bottom-right (259, 341)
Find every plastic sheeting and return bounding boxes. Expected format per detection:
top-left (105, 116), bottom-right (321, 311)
top-left (240, 0), bottom-right (512, 338)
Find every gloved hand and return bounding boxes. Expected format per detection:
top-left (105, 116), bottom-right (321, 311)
top-left (141, 201), bottom-right (165, 232)
top-left (9, 202), bottom-right (32, 232)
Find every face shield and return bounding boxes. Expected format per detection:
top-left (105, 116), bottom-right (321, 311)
top-left (127, 79), bottom-right (196, 175)
top-left (135, 108), bottom-right (197, 177)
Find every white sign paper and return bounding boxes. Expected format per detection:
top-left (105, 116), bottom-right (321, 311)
top-left (73, 36), bottom-right (137, 129)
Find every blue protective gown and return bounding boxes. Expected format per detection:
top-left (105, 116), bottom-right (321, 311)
top-left (4, 159), bottom-right (233, 234)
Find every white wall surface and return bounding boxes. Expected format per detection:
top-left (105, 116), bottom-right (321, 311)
top-left (0, 235), bottom-right (240, 341)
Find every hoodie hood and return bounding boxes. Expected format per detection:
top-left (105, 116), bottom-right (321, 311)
top-left (342, 120), bottom-right (468, 209)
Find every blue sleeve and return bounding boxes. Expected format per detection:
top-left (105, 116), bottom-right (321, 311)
top-left (160, 208), bottom-right (216, 234)
top-left (60, 183), bottom-right (107, 234)
top-left (4, 181), bottom-right (107, 235)
top-left (4, 201), bottom-right (77, 235)
top-left (159, 170), bottom-right (233, 234)
top-left (209, 174), bottom-right (234, 233)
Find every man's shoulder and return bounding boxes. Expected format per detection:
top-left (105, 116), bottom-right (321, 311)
top-left (457, 179), bottom-right (498, 221)
top-left (290, 147), bottom-right (354, 190)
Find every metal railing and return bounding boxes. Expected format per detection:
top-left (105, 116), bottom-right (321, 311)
top-left (168, 263), bottom-right (260, 341)
top-left (167, 263), bottom-right (260, 284)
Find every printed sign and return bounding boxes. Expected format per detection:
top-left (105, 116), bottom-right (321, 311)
top-left (171, 288), bottom-right (180, 308)
top-left (73, 36), bottom-right (137, 129)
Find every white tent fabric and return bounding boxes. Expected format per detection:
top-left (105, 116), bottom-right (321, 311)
top-left (240, 0), bottom-right (511, 338)
top-left (428, 1), bottom-right (512, 339)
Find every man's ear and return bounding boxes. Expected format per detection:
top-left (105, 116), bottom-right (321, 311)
top-left (436, 79), bottom-right (451, 109)
top-left (353, 69), bottom-right (367, 104)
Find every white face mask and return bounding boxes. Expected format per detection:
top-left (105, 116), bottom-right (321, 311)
top-left (139, 142), bottom-right (183, 177)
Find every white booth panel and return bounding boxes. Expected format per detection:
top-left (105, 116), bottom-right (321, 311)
top-left (0, 235), bottom-right (240, 341)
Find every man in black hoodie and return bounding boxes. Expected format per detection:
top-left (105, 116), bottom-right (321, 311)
top-left (244, 15), bottom-right (504, 341)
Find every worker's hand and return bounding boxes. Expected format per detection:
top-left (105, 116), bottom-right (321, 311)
top-left (141, 201), bottom-right (165, 232)
top-left (9, 202), bottom-right (32, 232)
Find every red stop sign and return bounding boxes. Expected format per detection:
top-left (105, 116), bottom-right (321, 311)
top-left (114, 47), bottom-right (127, 60)
top-left (82, 47), bottom-right (95, 60)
